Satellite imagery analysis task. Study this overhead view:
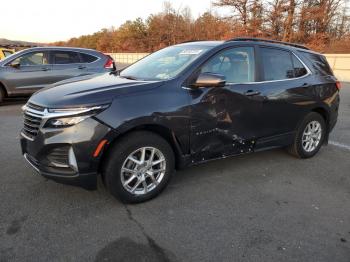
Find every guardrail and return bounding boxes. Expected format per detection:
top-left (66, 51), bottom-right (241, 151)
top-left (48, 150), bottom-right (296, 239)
top-left (108, 52), bottom-right (350, 82)
top-left (107, 53), bottom-right (148, 65)
top-left (324, 54), bottom-right (350, 82)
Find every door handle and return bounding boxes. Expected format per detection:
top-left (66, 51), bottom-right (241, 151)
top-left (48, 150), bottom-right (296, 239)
top-left (78, 66), bottom-right (86, 69)
top-left (302, 83), bottom-right (310, 88)
top-left (244, 90), bottom-right (261, 96)
top-left (41, 67), bottom-right (50, 71)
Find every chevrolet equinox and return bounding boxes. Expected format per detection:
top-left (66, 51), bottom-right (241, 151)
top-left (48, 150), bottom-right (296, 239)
top-left (20, 38), bottom-right (340, 203)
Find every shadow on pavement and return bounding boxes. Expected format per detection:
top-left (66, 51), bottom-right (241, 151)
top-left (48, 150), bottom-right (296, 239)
top-left (1, 97), bottom-right (28, 106)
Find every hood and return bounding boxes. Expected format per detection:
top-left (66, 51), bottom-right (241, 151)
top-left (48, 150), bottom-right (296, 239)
top-left (29, 73), bottom-right (164, 108)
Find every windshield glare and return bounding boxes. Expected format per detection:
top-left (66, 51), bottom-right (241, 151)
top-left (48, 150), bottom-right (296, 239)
top-left (120, 45), bottom-right (210, 81)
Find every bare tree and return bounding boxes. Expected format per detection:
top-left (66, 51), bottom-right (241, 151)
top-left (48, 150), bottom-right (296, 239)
top-left (53, 0), bottom-right (350, 53)
top-left (282, 0), bottom-right (297, 41)
top-left (214, 0), bottom-right (250, 32)
top-left (268, 0), bottom-right (287, 39)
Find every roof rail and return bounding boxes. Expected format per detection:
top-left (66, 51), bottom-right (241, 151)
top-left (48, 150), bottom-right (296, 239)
top-left (180, 40), bottom-right (206, 44)
top-left (226, 37), bottom-right (309, 50)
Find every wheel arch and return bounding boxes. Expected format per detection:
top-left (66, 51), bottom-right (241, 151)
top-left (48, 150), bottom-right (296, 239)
top-left (311, 107), bottom-right (330, 130)
top-left (0, 81), bottom-right (8, 98)
top-left (98, 124), bottom-right (187, 175)
top-left (310, 106), bottom-right (330, 143)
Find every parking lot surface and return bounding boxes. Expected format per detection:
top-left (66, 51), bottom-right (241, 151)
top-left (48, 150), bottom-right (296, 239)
top-left (0, 83), bottom-right (349, 262)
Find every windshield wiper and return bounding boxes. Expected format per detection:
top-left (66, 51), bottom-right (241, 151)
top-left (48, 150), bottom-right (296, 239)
top-left (119, 75), bottom-right (138, 80)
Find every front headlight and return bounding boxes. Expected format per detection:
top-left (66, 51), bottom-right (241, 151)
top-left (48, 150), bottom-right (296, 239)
top-left (43, 104), bottom-right (109, 128)
top-left (45, 115), bottom-right (92, 128)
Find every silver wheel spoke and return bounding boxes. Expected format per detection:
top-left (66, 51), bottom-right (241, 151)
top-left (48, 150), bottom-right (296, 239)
top-left (149, 148), bottom-right (155, 162)
top-left (148, 173), bottom-right (159, 186)
top-left (123, 175), bottom-right (137, 186)
top-left (305, 141), bottom-right (310, 151)
top-left (140, 147), bottom-right (146, 163)
top-left (131, 179), bottom-right (142, 193)
top-left (142, 180), bottom-right (148, 193)
top-left (122, 167), bottom-right (137, 174)
top-left (152, 158), bottom-right (165, 166)
top-left (128, 156), bottom-right (142, 165)
top-left (151, 168), bottom-right (166, 173)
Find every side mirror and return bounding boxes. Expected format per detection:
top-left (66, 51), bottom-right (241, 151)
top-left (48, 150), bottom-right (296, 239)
top-left (192, 72), bottom-right (226, 88)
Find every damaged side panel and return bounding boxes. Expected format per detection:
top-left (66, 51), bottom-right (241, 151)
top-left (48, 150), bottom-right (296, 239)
top-left (188, 84), bottom-right (262, 162)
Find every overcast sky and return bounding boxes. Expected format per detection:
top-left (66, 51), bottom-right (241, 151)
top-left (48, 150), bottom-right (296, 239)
top-left (1, 0), bottom-right (226, 43)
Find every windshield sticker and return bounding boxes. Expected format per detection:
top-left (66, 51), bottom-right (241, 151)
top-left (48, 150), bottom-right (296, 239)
top-left (156, 73), bottom-right (170, 79)
top-left (179, 49), bottom-right (203, 55)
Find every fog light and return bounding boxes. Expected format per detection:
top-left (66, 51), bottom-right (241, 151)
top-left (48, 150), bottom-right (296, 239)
top-left (47, 146), bottom-right (70, 168)
top-left (68, 147), bottom-right (78, 172)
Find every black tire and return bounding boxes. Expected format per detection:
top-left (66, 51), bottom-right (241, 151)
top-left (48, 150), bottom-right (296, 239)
top-left (0, 87), bottom-right (4, 104)
top-left (287, 112), bottom-right (326, 158)
top-left (103, 131), bottom-right (175, 203)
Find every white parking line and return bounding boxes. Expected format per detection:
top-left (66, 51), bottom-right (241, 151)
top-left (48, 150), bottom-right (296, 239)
top-left (329, 140), bottom-right (350, 151)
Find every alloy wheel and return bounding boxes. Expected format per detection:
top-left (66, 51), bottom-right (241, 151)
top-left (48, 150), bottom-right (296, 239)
top-left (120, 147), bottom-right (166, 195)
top-left (301, 120), bottom-right (322, 152)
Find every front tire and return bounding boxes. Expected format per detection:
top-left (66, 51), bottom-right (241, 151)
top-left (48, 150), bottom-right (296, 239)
top-left (103, 131), bottom-right (175, 203)
top-left (0, 88), bottom-right (4, 104)
top-left (287, 112), bottom-right (326, 158)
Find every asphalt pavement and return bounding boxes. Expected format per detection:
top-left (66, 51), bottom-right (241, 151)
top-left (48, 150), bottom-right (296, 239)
top-left (0, 83), bottom-right (349, 262)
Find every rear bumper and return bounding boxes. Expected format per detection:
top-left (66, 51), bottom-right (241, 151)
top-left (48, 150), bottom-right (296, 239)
top-left (20, 118), bottom-right (111, 190)
top-left (329, 92), bottom-right (340, 132)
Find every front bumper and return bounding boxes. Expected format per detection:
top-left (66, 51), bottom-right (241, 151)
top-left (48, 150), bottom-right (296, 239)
top-left (20, 118), bottom-right (111, 190)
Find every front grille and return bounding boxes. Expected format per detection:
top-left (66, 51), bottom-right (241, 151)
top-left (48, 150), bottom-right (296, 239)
top-left (22, 103), bottom-right (46, 140)
top-left (27, 102), bottom-right (45, 112)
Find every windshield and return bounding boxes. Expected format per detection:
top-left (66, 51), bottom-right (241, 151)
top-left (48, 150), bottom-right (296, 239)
top-left (120, 45), bottom-right (211, 81)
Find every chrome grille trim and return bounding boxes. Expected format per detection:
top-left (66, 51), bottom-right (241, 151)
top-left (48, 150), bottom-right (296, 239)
top-left (24, 120), bottom-right (40, 128)
top-left (27, 102), bottom-right (45, 112)
top-left (23, 153), bottom-right (40, 173)
top-left (22, 103), bottom-right (45, 141)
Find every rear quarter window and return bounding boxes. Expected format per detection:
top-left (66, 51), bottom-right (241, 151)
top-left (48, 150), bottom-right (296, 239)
top-left (52, 51), bottom-right (81, 64)
top-left (291, 54), bottom-right (308, 77)
top-left (299, 51), bottom-right (333, 76)
top-left (80, 53), bottom-right (98, 63)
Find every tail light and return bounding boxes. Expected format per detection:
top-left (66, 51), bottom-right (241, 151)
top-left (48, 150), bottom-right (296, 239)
top-left (104, 56), bottom-right (115, 69)
top-left (335, 81), bottom-right (342, 90)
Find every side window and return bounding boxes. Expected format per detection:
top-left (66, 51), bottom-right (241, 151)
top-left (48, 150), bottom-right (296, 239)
top-left (11, 52), bottom-right (48, 66)
top-left (80, 53), bottom-right (98, 63)
top-left (292, 54), bottom-right (308, 77)
top-left (261, 48), bottom-right (294, 81)
top-left (52, 51), bottom-right (81, 64)
top-left (300, 52), bottom-right (333, 76)
top-left (200, 47), bottom-right (255, 83)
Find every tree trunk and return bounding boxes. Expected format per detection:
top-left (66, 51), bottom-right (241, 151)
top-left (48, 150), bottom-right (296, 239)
top-left (282, 0), bottom-right (296, 42)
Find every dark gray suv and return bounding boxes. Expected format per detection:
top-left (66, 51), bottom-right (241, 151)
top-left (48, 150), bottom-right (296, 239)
top-left (20, 38), bottom-right (340, 203)
top-left (0, 47), bottom-right (115, 103)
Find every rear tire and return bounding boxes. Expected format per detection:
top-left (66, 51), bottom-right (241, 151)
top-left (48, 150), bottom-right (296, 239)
top-left (103, 131), bottom-right (175, 203)
top-left (287, 112), bottom-right (326, 158)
